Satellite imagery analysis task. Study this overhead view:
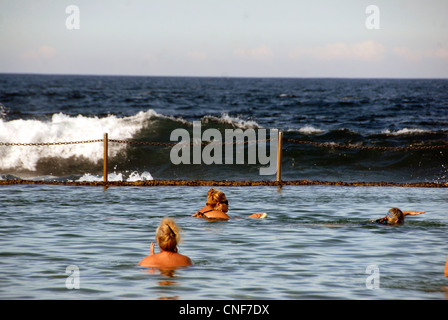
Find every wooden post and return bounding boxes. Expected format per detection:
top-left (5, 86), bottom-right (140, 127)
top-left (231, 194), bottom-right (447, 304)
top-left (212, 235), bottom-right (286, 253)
top-left (103, 133), bottom-right (108, 183)
top-left (276, 130), bottom-right (283, 183)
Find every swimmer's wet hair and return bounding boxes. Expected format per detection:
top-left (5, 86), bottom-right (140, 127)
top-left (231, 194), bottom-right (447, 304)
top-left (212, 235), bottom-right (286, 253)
top-left (205, 188), bottom-right (218, 206)
top-left (156, 217), bottom-right (182, 253)
top-left (206, 188), bottom-right (228, 207)
top-left (388, 207), bottom-right (404, 223)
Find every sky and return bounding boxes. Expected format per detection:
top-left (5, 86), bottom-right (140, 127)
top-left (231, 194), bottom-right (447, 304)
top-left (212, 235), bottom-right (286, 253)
top-left (1, 0), bottom-right (447, 78)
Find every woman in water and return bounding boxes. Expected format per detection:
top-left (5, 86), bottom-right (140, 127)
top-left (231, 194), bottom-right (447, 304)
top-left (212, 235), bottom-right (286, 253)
top-left (375, 207), bottom-right (425, 225)
top-left (138, 217), bottom-right (193, 268)
top-left (193, 188), bottom-right (267, 220)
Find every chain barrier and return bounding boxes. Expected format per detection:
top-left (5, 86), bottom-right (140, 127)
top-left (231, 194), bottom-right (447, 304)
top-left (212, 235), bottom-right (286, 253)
top-left (0, 138), bottom-right (275, 147)
top-left (285, 138), bottom-right (447, 151)
top-left (109, 139), bottom-right (177, 146)
top-left (0, 139), bottom-right (103, 147)
top-left (108, 138), bottom-right (274, 146)
top-left (1, 137), bottom-right (445, 150)
top-left (1, 134), bottom-right (447, 188)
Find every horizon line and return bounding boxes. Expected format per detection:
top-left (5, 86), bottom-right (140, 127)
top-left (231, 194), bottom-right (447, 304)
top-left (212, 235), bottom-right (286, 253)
top-left (1, 71), bottom-right (447, 81)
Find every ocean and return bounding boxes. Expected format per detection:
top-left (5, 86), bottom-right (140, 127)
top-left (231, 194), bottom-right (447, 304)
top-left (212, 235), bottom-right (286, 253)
top-left (0, 74), bottom-right (447, 300)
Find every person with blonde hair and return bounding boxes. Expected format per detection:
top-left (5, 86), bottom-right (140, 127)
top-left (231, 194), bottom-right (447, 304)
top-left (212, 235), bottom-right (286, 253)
top-left (138, 217), bottom-right (193, 268)
top-left (193, 188), bottom-right (267, 220)
top-left (375, 207), bottom-right (425, 225)
top-left (192, 188), bottom-right (221, 218)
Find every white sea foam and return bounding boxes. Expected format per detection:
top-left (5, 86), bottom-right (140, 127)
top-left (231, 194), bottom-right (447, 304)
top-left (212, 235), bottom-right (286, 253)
top-left (202, 113), bottom-right (261, 129)
top-left (0, 108), bottom-right (263, 174)
top-left (0, 109), bottom-right (160, 171)
top-left (382, 128), bottom-right (431, 136)
top-left (279, 93), bottom-right (296, 98)
top-left (76, 171), bottom-right (153, 182)
top-left (127, 171), bottom-right (153, 181)
top-left (287, 126), bottom-right (325, 134)
top-left (76, 173), bottom-right (123, 182)
top-left (0, 103), bottom-right (8, 120)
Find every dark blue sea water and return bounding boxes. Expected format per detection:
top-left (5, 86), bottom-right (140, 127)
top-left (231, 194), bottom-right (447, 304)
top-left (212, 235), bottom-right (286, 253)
top-left (1, 74), bottom-right (447, 182)
top-left (0, 74), bottom-right (447, 301)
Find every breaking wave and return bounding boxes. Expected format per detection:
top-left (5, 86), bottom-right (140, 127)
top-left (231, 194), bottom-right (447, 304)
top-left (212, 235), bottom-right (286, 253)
top-left (0, 108), bottom-right (446, 183)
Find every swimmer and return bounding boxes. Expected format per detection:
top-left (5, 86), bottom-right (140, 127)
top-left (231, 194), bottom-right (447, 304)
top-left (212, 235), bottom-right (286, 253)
top-left (138, 217), bottom-right (193, 268)
top-left (192, 188), bottom-right (219, 218)
top-left (193, 188), bottom-right (267, 220)
top-left (375, 207), bottom-right (425, 225)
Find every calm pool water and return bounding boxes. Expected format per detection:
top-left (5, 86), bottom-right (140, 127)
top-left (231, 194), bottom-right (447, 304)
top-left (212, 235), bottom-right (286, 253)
top-left (0, 184), bottom-right (447, 299)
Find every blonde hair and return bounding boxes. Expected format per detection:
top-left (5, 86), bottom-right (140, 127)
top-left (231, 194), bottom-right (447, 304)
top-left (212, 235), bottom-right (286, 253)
top-left (206, 188), bottom-right (227, 205)
top-left (155, 217), bottom-right (182, 253)
top-left (388, 207), bottom-right (404, 223)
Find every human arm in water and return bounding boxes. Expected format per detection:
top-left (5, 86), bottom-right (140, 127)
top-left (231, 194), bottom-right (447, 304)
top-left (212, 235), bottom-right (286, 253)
top-left (248, 213), bottom-right (267, 218)
top-left (376, 208), bottom-right (425, 225)
top-left (402, 211), bottom-right (425, 216)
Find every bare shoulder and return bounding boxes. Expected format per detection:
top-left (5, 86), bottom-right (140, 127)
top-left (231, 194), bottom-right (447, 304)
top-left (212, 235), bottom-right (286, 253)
top-left (175, 253), bottom-right (193, 266)
top-left (204, 210), bottom-right (230, 220)
top-left (158, 252), bottom-right (193, 267)
top-left (138, 254), bottom-right (158, 267)
top-left (139, 252), bottom-right (192, 268)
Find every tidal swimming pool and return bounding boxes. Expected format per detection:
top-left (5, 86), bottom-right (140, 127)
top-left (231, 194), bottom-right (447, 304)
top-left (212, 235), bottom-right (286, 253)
top-left (1, 184), bottom-right (447, 299)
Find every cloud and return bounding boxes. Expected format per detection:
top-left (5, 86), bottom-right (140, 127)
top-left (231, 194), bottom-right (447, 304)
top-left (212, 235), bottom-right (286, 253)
top-left (392, 46), bottom-right (448, 61)
top-left (289, 40), bottom-right (386, 62)
top-left (21, 45), bottom-right (56, 60)
top-left (433, 48), bottom-right (448, 60)
top-left (233, 45), bottom-right (274, 60)
top-left (188, 51), bottom-right (208, 60)
top-left (393, 47), bottom-right (422, 62)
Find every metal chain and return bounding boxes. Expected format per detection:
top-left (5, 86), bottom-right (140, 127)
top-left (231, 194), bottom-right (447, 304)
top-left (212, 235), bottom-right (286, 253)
top-left (108, 138), bottom-right (274, 146)
top-left (0, 138), bottom-right (270, 147)
top-left (0, 139), bottom-right (103, 147)
top-left (0, 137), bottom-right (445, 150)
top-left (285, 138), bottom-right (447, 151)
top-left (108, 139), bottom-right (177, 146)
